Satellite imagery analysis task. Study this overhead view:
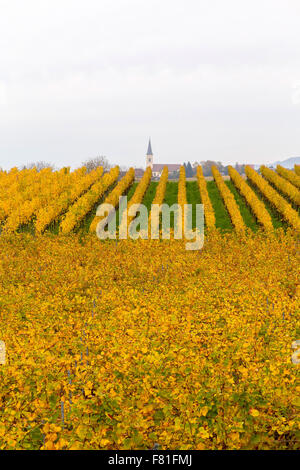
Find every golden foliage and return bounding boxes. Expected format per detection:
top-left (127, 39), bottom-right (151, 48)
top-left (35, 167), bottom-right (102, 233)
top-left (152, 167), bottom-right (168, 207)
top-left (212, 165), bottom-right (245, 233)
top-left (276, 165), bottom-right (300, 190)
top-left (148, 167), bottom-right (168, 236)
top-left (60, 167), bottom-right (119, 234)
top-left (0, 230), bottom-right (298, 450)
top-left (245, 166), bottom-right (300, 231)
top-left (177, 166), bottom-right (187, 233)
top-left (228, 166), bottom-right (273, 231)
top-left (261, 166), bottom-right (300, 206)
top-left (2, 168), bottom-right (78, 232)
top-left (89, 168), bottom-right (135, 234)
top-left (119, 166), bottom-right (152, 231)
top-left (196, 166), bottom-right (215, 229)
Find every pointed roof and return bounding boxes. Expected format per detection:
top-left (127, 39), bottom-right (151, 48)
top-left (146, 138), bottom-right (153, 155)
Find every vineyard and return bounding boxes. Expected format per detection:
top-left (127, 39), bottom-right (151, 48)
top-left (0, 164), bottom-right (300, 236)
top-left (0, 164), bottom-right (299, 450)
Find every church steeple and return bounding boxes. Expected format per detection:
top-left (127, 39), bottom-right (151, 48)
top-left (146, 138), bottom-right (153, 169)
top-left (147, 138), bottom-right (153, 156)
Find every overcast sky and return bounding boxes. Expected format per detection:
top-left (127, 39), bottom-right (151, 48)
top-left (0, 0), bottom-right (300, 170)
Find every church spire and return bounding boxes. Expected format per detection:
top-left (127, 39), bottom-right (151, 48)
top-left (146, 138), bottom-right (153, 169)
top-left (147, 138), bottom-right (153, 156)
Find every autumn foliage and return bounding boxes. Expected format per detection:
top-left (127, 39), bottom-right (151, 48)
top-left (0, 230), bottom-right (299, 450)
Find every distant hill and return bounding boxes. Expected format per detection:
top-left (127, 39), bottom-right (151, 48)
top-left (267, 156), bottom-right (300, 169)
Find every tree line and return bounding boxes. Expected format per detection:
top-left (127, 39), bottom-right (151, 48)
top-left (183, 161), bottom-right (246, 177)
top-left (15, 157), bottom-right (246, 177)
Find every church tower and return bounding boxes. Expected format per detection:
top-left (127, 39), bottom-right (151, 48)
top-left (146, 138), bottom-right (153, 169)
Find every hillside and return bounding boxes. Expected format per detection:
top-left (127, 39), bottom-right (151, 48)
top-left (268, 156), bottom-right (300, 169)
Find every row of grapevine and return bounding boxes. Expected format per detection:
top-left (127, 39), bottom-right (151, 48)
top-left (212, 165), bottom-right (245, 233)
top-left (151, 166), bottom-right (168, 207)
top-left (35, 167), bottom-right (102, 233)
top-left (295, 164), bottom-right (300, 176)
top-left (0, 168), bottom-right (7, 182)
top-left (149, 166), bottom-right (168, 228)
top-left (260, 166), bottom-right (300, 206)
top-left (2, 168), bottom-right (76, 232)
top-left (89, 168), bottom-right (135, 233)
top-left (120, 166), bottom-right (152, 229)
top-left (245, 166), bottom-right (300, 231)
top-left (276, 165), bottom-right (300, 190)
top-left (178, 165), bottom-right (187, 231)
top-left (60, 167), bottom-right (119, 234)
top-left (0, 168), bottom-right (36, 196)
top-left (196, 166), bottom-right (215, 229)
top-left (228, 166), bottom-right (273, 230)
top-left (0, 168), bottom-right (47, 223)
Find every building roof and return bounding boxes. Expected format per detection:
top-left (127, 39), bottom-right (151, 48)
top-left (134, 168), bottom-right (145, 177)
top-left (146, 139), bottom-right (153, 155)
top-left (152, 164), bottom-right (181, 172)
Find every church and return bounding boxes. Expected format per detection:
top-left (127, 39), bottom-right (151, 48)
top-left (145, 139), bottom-right (181, 178)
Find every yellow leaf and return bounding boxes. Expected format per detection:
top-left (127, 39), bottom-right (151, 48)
top-left (70, 441), bottom-right (82, 450)
top-left (76, 424), bottom-right (88, 440)
top-left (57, 438), bottom-right (68, 449)
top-left (198, 427), bottom-right (210, 439)
top-left (200, 406), bottom-right (209, 417)
top-left (0, 424), bottom-right (5, 437)
top-left (229, 432), bottom-right (240, 442)
top-left (174, 417), bottom-right (181, 431)
top-left (196, 442), bottom-right (206, 450)
top-left (100, 438), bottom-right (110, 447)
top-left (44, 441), bottom-right (57, 450)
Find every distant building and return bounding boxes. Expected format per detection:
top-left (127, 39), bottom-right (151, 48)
top-left (145, 138), bottom-right (181, 177)
top-left (134, 168), bottom-right (145, 178)
top-left (152, 163), bottom-right (181, 177)
top-left (119, 170), bottom-right (127, 178)
top-left (146, 139), bottom-right (153, 169)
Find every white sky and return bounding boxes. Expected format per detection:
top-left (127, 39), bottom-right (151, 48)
top-left (0, 0), bottom-right (300, 170)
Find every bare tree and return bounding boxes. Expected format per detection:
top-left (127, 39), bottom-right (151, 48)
top-left (21, 161), bottom-right (56, 172)
top-left (82, 156), bottom-right (111, 173)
